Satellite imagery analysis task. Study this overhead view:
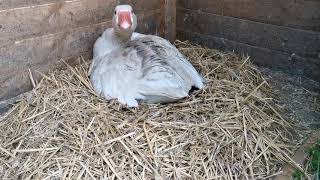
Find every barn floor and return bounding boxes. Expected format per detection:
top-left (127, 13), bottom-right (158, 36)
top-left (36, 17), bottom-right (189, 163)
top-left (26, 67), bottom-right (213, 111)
top-left (259, 68), bottom-right (320, 130)
top-left (0, 44), bottom-right (319, 179)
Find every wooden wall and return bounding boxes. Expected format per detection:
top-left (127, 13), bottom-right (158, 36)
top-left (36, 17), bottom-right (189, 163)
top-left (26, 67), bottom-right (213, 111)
top-left (177, 0), bottom-right (320, 81)
top-left (0, 0), bottom-right (165, 101)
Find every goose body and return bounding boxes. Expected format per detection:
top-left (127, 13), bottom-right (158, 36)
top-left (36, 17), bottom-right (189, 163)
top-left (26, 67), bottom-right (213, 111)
top-left (89, 5), bottom-right (204, 107)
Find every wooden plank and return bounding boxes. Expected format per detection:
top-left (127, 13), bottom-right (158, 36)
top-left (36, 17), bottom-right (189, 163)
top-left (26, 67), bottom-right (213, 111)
top-left (119, 0), bottom-right (164, 13)
top-left (0, 0), bottom-right (163, 47)
top-left (177, 30), bottom-right (320, 81)
top-left (0, 0), bottom-right (56, 10)
top-left (164, 0), bottom-right (176, 42)
top-left (0, 0), bottom-right (163, 11)
top-left (177, 8), bottom-right (320, 59)
top-left (177, 0), bottom-right (320, 32)
top-left (0, 0), bottom-right (116, 46)
top-left (0, 11), bottom-right (162, 101)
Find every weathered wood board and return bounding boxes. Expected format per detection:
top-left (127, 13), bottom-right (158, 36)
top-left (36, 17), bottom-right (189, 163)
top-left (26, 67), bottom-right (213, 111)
top-left (177, 8), bottom-right (320, 59)
top-left (178, 30), bottom-right (320, 79)
top-left (177, 1), bottom-right (320, 81)
top-left (0, 0), bottom-right (163, 46)
top-left (177, 0), bottom-right (320, 32)
top-left (164, 0), bottom-right (176, 42)
top-left (0, 0), bottom-right (165, 101)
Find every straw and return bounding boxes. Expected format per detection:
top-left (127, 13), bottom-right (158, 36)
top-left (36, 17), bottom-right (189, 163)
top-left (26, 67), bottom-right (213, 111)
top-left (0, 40), bottom-right (304, 179)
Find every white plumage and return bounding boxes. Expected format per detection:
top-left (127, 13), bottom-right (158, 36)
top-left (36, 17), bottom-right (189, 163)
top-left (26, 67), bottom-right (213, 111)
top-left (89, 5), bottom-right (204, 107)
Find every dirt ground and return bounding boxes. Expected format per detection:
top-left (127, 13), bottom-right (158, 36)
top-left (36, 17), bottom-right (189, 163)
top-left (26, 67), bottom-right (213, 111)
top-left (260, 68), bottom-right (320, 130)
top-left (259, 68), bottom-right (320, 179)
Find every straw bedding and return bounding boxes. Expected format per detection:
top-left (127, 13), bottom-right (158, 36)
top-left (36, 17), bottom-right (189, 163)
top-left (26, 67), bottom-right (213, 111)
top-left (0, 41), bottom-right (303, 179)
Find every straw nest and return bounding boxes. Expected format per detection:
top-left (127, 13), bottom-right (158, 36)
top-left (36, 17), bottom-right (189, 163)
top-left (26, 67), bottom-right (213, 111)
top-left (0, 41), bottom-right (304, 179)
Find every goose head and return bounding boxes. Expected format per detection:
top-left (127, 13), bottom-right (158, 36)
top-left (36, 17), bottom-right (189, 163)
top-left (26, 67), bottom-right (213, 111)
top-left (112, 5), bottom-right (137, 41)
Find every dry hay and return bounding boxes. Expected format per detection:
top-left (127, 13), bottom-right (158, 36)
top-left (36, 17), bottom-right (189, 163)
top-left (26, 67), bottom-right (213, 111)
top-left (0, 41), bottom-right (304, 179)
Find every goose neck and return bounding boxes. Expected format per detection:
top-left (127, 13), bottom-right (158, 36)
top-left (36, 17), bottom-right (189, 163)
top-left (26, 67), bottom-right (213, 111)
top-left (114, 29), bottom-right (132, 44)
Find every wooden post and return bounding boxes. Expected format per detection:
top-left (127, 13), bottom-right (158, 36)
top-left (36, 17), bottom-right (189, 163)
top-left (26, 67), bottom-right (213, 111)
top-left (164, 0), bottom-right (176, 43)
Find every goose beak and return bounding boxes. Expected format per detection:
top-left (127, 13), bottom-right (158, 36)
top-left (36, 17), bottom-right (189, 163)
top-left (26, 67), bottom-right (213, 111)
top-left (118, 11), bottom-right (132, 29)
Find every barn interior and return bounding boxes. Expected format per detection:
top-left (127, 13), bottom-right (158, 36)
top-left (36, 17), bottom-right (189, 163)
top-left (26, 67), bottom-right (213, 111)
top-left (0, 0), bottom-right (319, 179)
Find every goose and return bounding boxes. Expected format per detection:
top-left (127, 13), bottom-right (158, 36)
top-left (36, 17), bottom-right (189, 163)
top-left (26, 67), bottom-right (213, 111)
top-left (89, 5), bottom-right (204, 107)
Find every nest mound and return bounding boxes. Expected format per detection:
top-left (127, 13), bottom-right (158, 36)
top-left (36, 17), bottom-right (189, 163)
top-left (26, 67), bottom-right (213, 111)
top-left (0, 41), bottom-right (302, 179)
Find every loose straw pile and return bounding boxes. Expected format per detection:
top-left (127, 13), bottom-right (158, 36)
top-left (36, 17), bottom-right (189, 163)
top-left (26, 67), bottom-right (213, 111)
top-left (0, 41), bottom-right (303, 179)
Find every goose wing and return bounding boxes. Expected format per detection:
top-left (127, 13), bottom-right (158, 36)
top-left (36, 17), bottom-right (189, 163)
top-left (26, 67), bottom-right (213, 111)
top-left (134, 36), bottom-right (205, 89)
top-left (123, 39), bottom-right (190, 102)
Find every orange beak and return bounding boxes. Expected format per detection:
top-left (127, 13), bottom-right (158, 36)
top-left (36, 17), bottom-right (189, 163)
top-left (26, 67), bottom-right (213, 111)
top-left (118, 11), bottom-right (132, 29)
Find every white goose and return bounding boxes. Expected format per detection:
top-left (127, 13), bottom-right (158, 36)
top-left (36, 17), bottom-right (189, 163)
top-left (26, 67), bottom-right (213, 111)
top-left (89, 5), bottom-right (204, 107)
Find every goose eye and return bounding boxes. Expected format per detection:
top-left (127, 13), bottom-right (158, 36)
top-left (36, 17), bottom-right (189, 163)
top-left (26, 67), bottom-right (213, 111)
top-left (114, 11), bottom-right (116, 15)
